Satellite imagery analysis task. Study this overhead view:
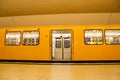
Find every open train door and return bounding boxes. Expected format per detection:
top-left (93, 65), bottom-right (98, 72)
top-left (51, 30), bottom-right (72, 61)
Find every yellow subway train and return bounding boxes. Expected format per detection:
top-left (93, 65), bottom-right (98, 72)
top-left (0, 25), bottom-right (120, 61)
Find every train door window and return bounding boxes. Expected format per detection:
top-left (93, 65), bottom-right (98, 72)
top-left (84, 30), bottom-right (103, 45)
top-left (23, 31), bottom-right (39, 46)
top-left (5, 31), bottom-right (21, 46)
top-left (105, 30), bottom-right (120, 44)
top-left (56, 37), bottom-right (61, 48)
top-left (64, 37), bottom-right (70, 48)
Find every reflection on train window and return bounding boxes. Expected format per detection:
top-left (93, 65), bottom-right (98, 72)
top-left (84, 30), bottom-right (103, 45)
top-left (23, 31), bottom-right (39, 46)
top-left (64, 37), bottom-right (70, 48)
top-left (6, 31), bottom-right (21, 46)
top-left (56, 38), bottom-right (61, 48)
top-left (105, 30), bottom-right (120, 44)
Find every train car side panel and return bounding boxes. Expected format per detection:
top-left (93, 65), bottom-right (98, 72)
top-left (0, 27), bottom-right (50, 60)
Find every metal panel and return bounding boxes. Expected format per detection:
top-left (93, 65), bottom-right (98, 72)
top-left (52, 30), bottom-right (72, 61)
top-left (63, 37), bottom-right (71, 60)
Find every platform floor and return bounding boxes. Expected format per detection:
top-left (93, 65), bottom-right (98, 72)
top-left (0, 63), bottom-right (120, 80)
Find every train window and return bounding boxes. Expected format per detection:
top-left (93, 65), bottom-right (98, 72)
top-left (5, 31), bottom-right (21, 46)
top-left (22, 31), bottom-right (39, 46)
top-left (84, 30), bottom-right (103, 45)
top-left (105, 30), bottom-right (120, 44)
top-left (64, 37), bottom-right (70, 48)
top-left (56, 38), bottom-right (61, 48)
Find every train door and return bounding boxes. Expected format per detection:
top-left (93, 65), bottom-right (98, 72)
top-left (51, 30), bottom-right (72, 61)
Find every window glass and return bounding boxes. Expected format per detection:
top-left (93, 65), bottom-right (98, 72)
top-left (105, 30), bottom-right (120, 44)
top-left (84, 30), bottom-right (103, 45)
top-left (56, 38), bottom-right (61, 48)
top-left (6, 32), bottom-right (20, 46)
top-left (64, 37), bottom-right (70, 48)
top-left (23, 31), bottom-right (39, 45)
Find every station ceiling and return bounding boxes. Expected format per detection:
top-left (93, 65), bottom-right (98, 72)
top-left (0, 0), bottom-right (120, 17)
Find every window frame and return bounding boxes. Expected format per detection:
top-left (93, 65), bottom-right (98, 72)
top-left (64, 37), bottom-right (71, 48)
top-left (22, 30), bottom-right (40, 46)
top-left (5, 31), bottom-right (21, 46)
top-left (105, 29), bottom-right (120, 45)
top-left (55, 37), bottom-right (61, 48)
top-left (84, 29), bottom-right (104, 45)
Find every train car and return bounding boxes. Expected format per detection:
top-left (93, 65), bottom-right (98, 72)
top-left (0, 25), bottom-right (120, 61)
